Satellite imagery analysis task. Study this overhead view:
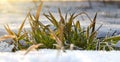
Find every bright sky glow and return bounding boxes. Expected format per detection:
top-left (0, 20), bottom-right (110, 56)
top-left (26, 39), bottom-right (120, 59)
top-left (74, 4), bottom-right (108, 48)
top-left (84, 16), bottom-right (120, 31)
top-left (0, 0), bottom-right (118, 3)
top-left (0, 0), bottom-right (84, 2)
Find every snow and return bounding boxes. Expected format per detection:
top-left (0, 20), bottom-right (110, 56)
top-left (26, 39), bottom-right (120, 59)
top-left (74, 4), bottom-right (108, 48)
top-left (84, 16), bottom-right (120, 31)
top-left (0, 49), bottom-right (120, 62)
top-left (115, 41), bottom-right (120, 47)
top-left (0, 41), bottom-right (14, 52)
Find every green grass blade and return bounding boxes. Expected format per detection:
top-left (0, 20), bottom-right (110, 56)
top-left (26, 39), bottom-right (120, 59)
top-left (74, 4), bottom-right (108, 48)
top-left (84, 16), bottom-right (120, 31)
top-left (65, 12), bottom-right (68, 21)
top-left (49, 12), bottom-right (59, 27)
top-left (91, 13), bottom-right (97, 33)
top-left (18, 33), bottom-right (26, 40)
top-left (58, 8), bottom-right (65, 24)
top-left (67, 12), bottom-right (75, 30)
top-left (76, 21), bottom-right (81, 31)
top-left (103, 36), bottom-right (120, 42)
top-left (86, 27), bottom-right (89, 39)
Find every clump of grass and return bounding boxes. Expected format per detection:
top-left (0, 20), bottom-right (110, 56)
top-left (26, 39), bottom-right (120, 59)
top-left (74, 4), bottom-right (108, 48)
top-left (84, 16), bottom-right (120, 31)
top-left (28, 1), bottom-right (56, 49)
top-left (43, 10), bottom-right (101, 50)
top-left (28, 5), bottom-right (120, 51)
top-left (1, 1), bottom-right (120, 53)
top-left (3, 12), bottom-right (30, 51)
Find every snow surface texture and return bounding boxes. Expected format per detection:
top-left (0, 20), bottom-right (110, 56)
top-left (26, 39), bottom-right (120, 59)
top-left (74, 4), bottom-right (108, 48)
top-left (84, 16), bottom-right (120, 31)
top-left (0, 41), bottom-right (14, 52)
top-left (0, 49), bottom-right (120, 62)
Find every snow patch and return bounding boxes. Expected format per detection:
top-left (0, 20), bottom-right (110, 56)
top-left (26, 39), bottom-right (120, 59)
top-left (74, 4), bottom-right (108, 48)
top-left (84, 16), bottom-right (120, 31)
top-left (0, 49), bottom-right (120, 62)
top-left (0, 41), bottom-right (14, 52)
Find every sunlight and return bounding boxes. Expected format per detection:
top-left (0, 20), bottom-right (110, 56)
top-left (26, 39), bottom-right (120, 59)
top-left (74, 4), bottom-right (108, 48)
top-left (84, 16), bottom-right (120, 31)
top-left (0, 0), bottom-right (13, 9)
top-left (0, 0), bottom-right (9, 4)
top-left (0, 0), bottom-right (83, 3)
